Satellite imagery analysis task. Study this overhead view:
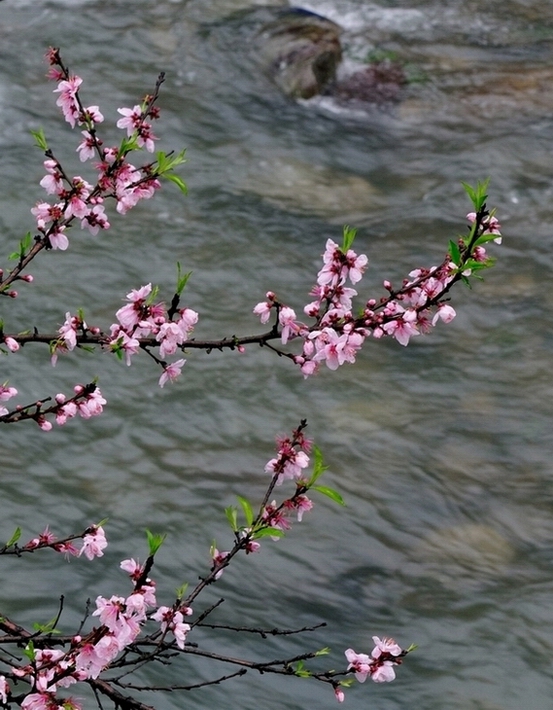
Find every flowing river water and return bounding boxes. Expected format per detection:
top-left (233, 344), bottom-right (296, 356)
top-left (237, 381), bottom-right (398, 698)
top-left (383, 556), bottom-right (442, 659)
top-left (1, 1), bottom-right (553, 709)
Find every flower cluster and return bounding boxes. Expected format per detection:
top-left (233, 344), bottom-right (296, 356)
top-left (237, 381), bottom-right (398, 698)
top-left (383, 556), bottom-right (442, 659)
top-left (22, 524), bottom-right (107, 559)
top-left (5, 554), bottom-right (160, 710)
top-left (254, 213), bottom-right (501, 376)
top-left (29, 50), bottom-right (163, 255)
top-left (151, 605), bottom-right (192, 649)
top-left (264, 430), bottom-right (312, 485)
top-left (345, 636), bottom-right (404, 685)
top-left (109, 283), bottom-right (198, 386)
top-left (0, 382), bottom-right (106, 431)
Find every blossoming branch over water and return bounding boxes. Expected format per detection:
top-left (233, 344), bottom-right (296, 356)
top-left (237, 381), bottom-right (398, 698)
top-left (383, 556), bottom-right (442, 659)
top-left (0, 47), bottom-right (498, 709)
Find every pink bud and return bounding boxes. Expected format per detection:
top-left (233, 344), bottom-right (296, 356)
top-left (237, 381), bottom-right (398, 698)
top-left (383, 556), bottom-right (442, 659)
top-left (21, 274), bottom-right (34, 282)
top-left (74, 384), bottom-right (85, 395)
top-left (383, 280), bottom-right (392, 291)
top-left (7, 291), bottom-right (17, 298)
top-left (55, 393), bottom-right (66, 404)
top-left (4, 337), bottom-right (19, 352)
top-left (37, 417), bottom-right (53, 431)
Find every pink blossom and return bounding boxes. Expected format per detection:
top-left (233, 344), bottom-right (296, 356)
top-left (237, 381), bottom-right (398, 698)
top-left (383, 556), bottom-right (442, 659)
top-left (37, 417), bottom-right (53, 431)
top-left (283, 494), bottom-right (313, 522)
top-left (382, 308), bottom-right (419, 346)
top-left (120, 558), bottom-right (143, 580)
top-left (116, 105), bottom-right (142, 135)
top-left (371, 635), bottom-right (402, 658)
top-left (59, 312), bottom-right (81, 350)
top-left (39, 160), bottom-right (64, 195)
top-left (83, 105), bottom-right (104, 124)
top-left (4, 337), bottom-right (19, 352)
top-left (253, 300), bottom-right (272, 323)
top-left (81, 202), bottom-right (110, 235)
top-left (345, 249), bottom-right (368, 284)
top-left (54, 75), bottom-right (83, 128)
top-left (0, 385), bottom-right (17, 401)
top-left (48, 226), bottom-right (69, 250)
top-left (345, 648), bottom-right (372, 683)
top-left (79, 526), bottom-right (107, 560)
top-left (0, 676), bottom-right (9, 704)
top-left (370, 661), bottom-right (397, 682)
top-left (210, 547), bottom-right (229, 579)
top-left (54, 540), bottom-right (79, 558)
top-left (31, 201), bottom-right (64, 230)
top-left (159, 358), bottom-right (186, 388)
top-left (76, 130), bottom-right (96, 162)
top-left (334, 687), bottom-right (345, 703)
top-left (21, 692), bottom-right (52, 710)
top-left (431, 303), bottom-right (456, 326)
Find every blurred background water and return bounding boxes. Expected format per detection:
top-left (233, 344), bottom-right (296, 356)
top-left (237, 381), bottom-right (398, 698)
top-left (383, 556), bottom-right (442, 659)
top-left (1, 0), bottom-right (553, 708)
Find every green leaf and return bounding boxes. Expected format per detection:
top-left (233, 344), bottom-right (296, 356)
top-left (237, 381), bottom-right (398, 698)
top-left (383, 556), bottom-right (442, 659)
top-left (312, 485), bottom-right (345, 506)
top-left (341, 225), bottom-right (357, 253)
top-left (30, 128), bottom-right (48, 151)
top-left (145, 285), bottom-right (160, 306)
top-left (315, 646), bottom-right (330, 656)
top-left (406, 643), bottom-right (418, 653)
top-left (175, 582), bottom-right (189, 600)
top-left (306, 445), bottom-right (328, 486)
top-left (145, 529), bottom-right (167, 556)
top-left (5, 526), bottom-right (21, 548)
top-left (462, 178), bottom-right (490, 211)
top-left (24, 641), bottom-right (36, 662)
top-left (448, 239), bottom-right (461, 266)
top-left (251, 526), bottom-right (284, 539)
top-left (9, 232), bottom-right (33, 261)
top-left (294, 660), bottom-right (311, 678)
top-left (225, 506), bottom-right (238, 532)
top-left (237, 496), bottom-right (254, 527)
top-left (461, 181), bottom-right (476, 206)
top-left (32, 616), bottom-right (60, 635)
top-left (176, 263), bottom-right (192, 296)
top-left (119, 134), bottom-right (139, 154)
top-left (164, 172), bottom-right (188, 195)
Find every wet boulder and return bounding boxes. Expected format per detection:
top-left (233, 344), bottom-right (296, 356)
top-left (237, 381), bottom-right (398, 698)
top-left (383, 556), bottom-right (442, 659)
top-left (255, 8), bottom-right (407, 105)
top-left (256, 8), bottom-right (343, 99)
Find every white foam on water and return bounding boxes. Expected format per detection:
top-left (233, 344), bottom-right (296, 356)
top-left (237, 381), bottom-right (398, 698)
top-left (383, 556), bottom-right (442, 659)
top-left (296, 1), bottom-right (428, 33)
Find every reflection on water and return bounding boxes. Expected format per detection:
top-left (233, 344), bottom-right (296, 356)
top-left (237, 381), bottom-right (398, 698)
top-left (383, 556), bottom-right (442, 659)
top-left (1, 0), bottom-right (553, 709)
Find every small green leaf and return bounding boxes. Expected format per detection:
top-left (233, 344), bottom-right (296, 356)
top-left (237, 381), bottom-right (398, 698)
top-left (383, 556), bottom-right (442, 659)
top-left (306, 445), bottom-right (328, 486)
top-left (312, 485), bottom-right (345, 506)
top-left (315, 647), bottom-right (330, 656)
top-left (294, 662), bottom-right (311, 678)
top-left (406, 643), bottom-right (418, 653)
top-left (5, 526), bottom-right (21, 548)
top-left (341, 225), bottom-right (357, 253)
top-left (175, 582), bottom-right (189, 600)
top-left (237, 496), bottom-right (254, 527)
top-left (164, 173), bottom-right (188, 195)
top-left (32, 616), bottom-right (60, 634)
top-left (251, 526), bottom-right (284, 539)
top-left (30, 128), bottom-right (48, 151)
top-left (119, 134), bottom-right (139, 154)
top-left (448, 239), bottom-right (461, 266)
top-left (225, 506), bottom-right (238, 532)
top-left (24, 641), bottom-right (36, 662)
top-left (145, 529), bottom-right (167, 556)
top-left (176, 263), bottom-right (192, 296)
